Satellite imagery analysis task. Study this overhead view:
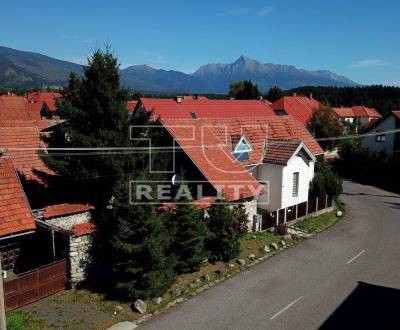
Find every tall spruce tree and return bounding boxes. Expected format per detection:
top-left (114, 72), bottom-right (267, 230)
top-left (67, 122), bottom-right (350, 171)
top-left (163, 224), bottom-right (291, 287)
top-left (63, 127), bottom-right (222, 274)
top-left (44, 48), bottom-right (177, 298)
top-left (168, 201), bottom-right (208, 274)
top-left (44, 49), bottom-right (131, 206)
top-left (206, 198), bottom-right (241, 262)
top-left (109, 177), bottom-right (176, 300)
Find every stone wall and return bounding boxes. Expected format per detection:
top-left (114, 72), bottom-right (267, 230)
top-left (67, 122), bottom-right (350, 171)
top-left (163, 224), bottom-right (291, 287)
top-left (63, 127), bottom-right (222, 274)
top-left (244, 199), bottom-right (258, 231)
top-left (68, 233), bottom-right (93, 288)
top-left (46, 212), bottom-right (91, 231)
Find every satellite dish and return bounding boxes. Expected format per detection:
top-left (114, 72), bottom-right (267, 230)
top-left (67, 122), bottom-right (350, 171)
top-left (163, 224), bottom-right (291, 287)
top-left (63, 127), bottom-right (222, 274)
top-left (171, 174), bottom-right (182, 186)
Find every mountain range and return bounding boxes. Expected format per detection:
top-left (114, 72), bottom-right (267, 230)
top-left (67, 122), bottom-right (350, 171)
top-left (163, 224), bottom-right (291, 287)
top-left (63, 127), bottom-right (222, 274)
top-left (0, 46), bottom-right (358, 93)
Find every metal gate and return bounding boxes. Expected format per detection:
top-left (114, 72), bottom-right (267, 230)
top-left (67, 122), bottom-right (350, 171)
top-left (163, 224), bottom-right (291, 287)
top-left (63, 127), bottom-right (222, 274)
top-left (3, 259), bottom-right (68, 311)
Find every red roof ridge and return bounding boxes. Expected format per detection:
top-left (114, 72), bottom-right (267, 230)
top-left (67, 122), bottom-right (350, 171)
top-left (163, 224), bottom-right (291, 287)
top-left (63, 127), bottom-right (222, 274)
top-left (43, 203), bottom-right (94, 220)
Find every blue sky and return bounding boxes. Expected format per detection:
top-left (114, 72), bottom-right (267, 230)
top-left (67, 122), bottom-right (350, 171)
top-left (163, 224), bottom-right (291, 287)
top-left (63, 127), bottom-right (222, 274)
top-left (1, 0), bottom-right (399, 85)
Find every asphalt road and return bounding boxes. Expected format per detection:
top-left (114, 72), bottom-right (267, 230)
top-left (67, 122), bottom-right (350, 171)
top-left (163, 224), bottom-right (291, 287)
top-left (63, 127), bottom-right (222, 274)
top-left (139, 181), bottom-right (400, 330)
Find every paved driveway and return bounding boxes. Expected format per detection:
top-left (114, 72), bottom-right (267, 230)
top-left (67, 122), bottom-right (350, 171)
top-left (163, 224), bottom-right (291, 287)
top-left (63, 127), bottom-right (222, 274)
top-left (139, 181), bottom-right (400, 329)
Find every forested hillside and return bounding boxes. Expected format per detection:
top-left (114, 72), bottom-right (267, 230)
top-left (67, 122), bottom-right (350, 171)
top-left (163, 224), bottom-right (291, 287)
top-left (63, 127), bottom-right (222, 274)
top-left (288, 85), bottom-right (400, 116)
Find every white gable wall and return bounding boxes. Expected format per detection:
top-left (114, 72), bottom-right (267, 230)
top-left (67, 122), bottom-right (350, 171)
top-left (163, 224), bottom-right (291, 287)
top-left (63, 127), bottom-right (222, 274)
top-left (281, 155), bottom-right (315, 208)
top-left (361, 115), bottom-right (397, 155)
top-left (254, 163), bottom-right (283, 211)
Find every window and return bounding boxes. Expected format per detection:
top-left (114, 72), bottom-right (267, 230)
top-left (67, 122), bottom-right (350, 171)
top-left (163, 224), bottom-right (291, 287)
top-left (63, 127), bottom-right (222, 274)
top-left (274, 109), bottom-right (288, 116)
top-left (376, 134), bottom-right (386, 143)
top-left (292, 172), bottom-right (299, 197)
top-left (234, 135), bottom-right (253, 152)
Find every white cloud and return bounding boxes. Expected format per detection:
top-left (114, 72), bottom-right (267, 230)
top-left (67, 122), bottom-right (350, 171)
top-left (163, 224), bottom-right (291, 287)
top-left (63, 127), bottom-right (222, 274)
top-left (257, 6), bottom-right (273, 16)
top-left (349, 59), bottom-right (390, 68)
top-left (219, 6), bottom-right (272, 17)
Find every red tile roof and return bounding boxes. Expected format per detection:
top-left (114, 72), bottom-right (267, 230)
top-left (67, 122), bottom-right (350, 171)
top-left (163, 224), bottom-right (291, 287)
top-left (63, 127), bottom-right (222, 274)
top-left (162, 118), bottom-right (265, 201)
top-left (26, 92), bottom-right (62, 112)
top-left (202, 116), bottom-right (324, 164)
top-left (333, 106), bottom-right (382, 119)
top-left (71, 222), bottom-right (96, 236)
top-left (263, 140), bottom-right (303, 165)
top-left (0, 126), bottom-right (53, 181)
top-left (43, 203), bottom-right (94, 219)
top-left (271, 95), bottom-right (320, 125)
top-left (127, 100), bottom-right (138, 113)
top-left (0, 158), bottom-right (36, 237)
top-left (392, 111), bottom-right (400, 120)
top-left (139, 97), bottom-right (275, 120)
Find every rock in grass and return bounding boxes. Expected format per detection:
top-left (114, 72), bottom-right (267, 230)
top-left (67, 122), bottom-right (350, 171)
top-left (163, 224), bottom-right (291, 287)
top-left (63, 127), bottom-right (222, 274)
top-left (251, 235), bottom-right (257, 240)
top-left (134, 299), bottom-right (147, 314)
top-left (337, 210), bottom-right (343, 217)
top-left (216, 268), bottom-right (226, 276)
top-left (115, 305), bottom-right (123, 312)
top-left (172, 287), bottom-right (182, 297)
top-left (228, 263), bottom-right (235, 268)
top-left (248, 254), bottom-right (256, 260)
top-left (152, 297), bottom-right (162, 305)
top-left (270, 243), bottom-right (279, 250)
top-left (283, 234), bottom-right (292, 241)
top-left (203, 274), bottom-right (211, 281)
top-left (280, 240), bottom-right (286, 247)
top-left (195, 278), bottom-right (202, 285)
top-left (264, 245), bottom-right (271, 253)
top-left (237, 259), bottom-right (246, 266)
top-left (291, 233), bottom-right (300, 240)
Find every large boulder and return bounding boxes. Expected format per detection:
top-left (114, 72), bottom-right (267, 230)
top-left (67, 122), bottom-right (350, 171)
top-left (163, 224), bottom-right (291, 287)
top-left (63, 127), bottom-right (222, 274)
top-left (133, 299), bottom-right (147, 314)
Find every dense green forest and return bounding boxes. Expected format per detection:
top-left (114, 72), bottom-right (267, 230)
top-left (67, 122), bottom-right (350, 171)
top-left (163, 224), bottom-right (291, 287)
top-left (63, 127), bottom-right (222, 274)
top-left (287, 85), bottom-right (400, 116)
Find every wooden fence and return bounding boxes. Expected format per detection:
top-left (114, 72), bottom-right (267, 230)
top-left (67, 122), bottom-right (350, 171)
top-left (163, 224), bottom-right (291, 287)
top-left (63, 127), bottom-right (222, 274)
top-left (3, 259), bottom-right (68, 311)
top-left (260, 195), bottom-right (334, 230)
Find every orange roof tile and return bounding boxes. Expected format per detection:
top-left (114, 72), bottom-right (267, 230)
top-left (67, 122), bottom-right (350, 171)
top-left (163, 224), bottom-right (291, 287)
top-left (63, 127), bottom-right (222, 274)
top-left (271, 95), bottom-right (320, 125)
top-left (0, 158), bottom-right (36, 237)
top-left (71, 222), bottom-right (96, 236)
top-left (43, 203), bottom-right (94, 219)
top-left (162, 118), bottom-right (265, 201)
top-left (202, 116), bottom-right (324, 164)
top-left (0, 126), bottom-right (53, 181)
top-left (334, 106), bottom-right (382, 119)
top-left (127, 100), bottom-right (138, 113)
top-left (26, 92), bottom-right (62, 112)
top-left (139, 97), bottom-right (275, 120)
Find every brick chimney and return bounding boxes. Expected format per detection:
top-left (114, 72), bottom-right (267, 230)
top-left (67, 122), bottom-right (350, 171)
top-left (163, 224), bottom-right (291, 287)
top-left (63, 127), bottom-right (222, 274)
top-left (293, 92), bottom-right (297, 97)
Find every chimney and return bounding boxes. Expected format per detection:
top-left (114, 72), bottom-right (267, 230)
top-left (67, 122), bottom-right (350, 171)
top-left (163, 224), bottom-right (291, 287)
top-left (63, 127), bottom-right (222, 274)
top-left (175, 96), bottom-right (182, 104)
top-left (309, 93), bottom-right (313, 99)
top-left (293, 92), bottom-right (297, 97)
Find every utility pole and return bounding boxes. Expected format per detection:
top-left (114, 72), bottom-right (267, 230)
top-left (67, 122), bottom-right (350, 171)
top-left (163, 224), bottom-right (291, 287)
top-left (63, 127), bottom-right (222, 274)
top-left (0, 256), bottom-right (7, 330)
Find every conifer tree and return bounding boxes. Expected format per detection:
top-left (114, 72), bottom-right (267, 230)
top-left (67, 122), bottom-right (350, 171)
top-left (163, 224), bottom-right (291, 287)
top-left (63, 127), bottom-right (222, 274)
top-left (44, 48), bottom-right (177, 298)
top-left (266, 85), bottom-right (284, 102)
top-left (169, 201), bottom-right (208, 274)
top-left (109, 178), bottom-right (176, 300)
top-left (206, 198), bottom-right (241, 262)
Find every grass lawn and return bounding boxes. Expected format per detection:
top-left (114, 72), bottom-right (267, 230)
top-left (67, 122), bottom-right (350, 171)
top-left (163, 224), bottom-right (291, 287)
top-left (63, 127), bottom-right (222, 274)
top-left (293, 211), bottom-right (339, 233)
top-left (6, 310), bottom-right (47, 330)
top-left (9, 210), bottom-right (339, 330)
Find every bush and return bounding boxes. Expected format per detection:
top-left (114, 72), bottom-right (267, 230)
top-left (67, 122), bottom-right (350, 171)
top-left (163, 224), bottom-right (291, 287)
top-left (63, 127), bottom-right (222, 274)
top-left (275, 223), bottom-right (288, 236)
top-left (206, 198), bottom-right (241, 262)
top-left (333, 140), bottom-right (400, 193)
top-left (310, 156), bottom-right (343, 198)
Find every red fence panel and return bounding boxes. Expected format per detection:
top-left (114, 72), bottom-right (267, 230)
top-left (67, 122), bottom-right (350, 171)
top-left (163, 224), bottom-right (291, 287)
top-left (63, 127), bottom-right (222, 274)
top-left (3, 259), bottom-right (67, 311)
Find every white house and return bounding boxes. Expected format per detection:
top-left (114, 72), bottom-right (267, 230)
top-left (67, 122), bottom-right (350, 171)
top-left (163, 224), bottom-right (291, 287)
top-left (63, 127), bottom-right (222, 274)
top-left (361, 111), bottom-right (400, 155)
top-left (254, 141), bottom-right (316, 211)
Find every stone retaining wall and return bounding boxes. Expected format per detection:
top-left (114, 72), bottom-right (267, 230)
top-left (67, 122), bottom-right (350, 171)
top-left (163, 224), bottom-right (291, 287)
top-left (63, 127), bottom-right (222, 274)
top-left (69, 233), bottom-right (93, 287)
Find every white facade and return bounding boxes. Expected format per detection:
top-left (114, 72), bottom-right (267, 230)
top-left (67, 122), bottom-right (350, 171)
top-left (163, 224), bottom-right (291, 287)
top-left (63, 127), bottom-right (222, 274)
top-left (252, 145), bottom-right (315, 211)
top-left (361, 115), bottom-right (398, 155)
